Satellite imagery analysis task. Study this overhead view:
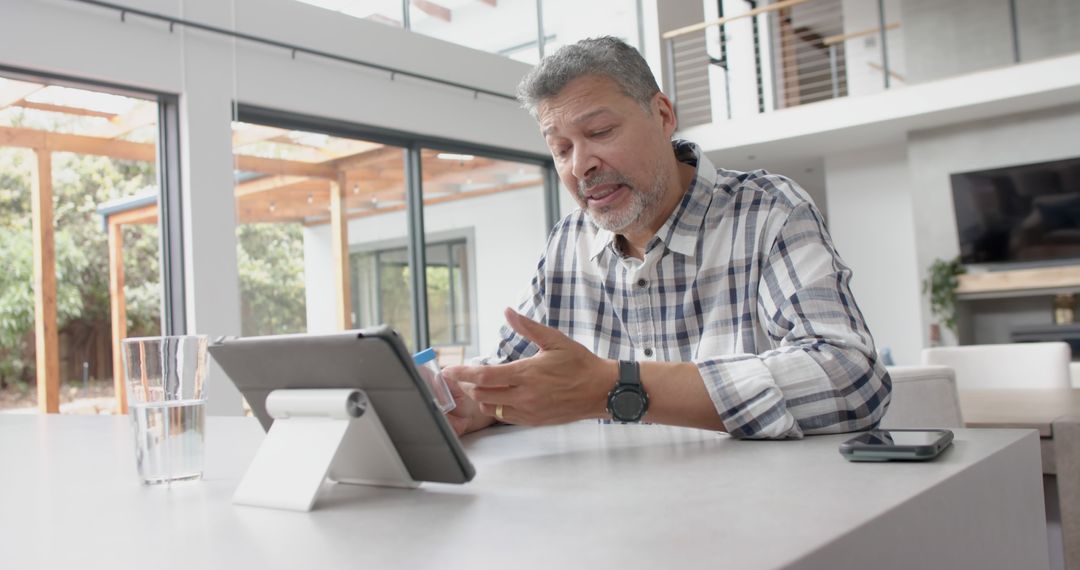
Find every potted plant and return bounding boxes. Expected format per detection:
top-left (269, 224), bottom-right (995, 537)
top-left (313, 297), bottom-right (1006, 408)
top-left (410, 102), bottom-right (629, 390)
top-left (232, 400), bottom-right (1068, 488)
top-left (922, 257), bottom-right (966, 342)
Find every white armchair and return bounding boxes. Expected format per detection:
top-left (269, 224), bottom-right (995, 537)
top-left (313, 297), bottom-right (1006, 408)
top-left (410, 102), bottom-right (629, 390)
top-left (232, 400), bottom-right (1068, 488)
top-left (922, 342), bottom-right (1072, 390)
top-left (880, 366), bottom-right (964, 429)
top-left (923, 341), bottom-right (1073, 570)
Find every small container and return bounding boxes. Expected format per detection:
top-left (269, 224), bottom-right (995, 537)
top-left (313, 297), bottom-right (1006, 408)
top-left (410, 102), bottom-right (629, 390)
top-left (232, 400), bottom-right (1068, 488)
top-left (1054, 294), bottom-right (1076, 325)
top-left (413, 348), bottom-right (456, 413)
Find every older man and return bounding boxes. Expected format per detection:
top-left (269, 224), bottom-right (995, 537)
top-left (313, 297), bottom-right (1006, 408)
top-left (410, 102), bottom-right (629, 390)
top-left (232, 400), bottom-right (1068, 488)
top-left (441, 37), bottom-right (890, 439)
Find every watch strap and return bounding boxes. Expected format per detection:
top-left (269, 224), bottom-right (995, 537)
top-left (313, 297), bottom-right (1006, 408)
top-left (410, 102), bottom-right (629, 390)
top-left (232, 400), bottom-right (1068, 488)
top-left (618, 360), bottom-right (641, 387)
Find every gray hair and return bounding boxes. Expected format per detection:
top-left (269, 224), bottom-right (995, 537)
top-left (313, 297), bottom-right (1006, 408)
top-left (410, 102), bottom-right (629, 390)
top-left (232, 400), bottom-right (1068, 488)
top-left (516, 36), bottom-right (660, 118)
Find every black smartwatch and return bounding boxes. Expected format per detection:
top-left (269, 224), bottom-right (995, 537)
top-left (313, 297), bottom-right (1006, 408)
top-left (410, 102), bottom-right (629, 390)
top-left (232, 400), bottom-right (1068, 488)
top-left (607, 360), bottom-right (649, 423)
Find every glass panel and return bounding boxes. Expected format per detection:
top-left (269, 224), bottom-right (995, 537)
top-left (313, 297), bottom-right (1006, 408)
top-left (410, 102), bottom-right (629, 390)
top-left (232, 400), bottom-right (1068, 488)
top-left (418, 149), bottom-right (547, 360)
top-left (0, 75), bottom-right (162, 414)
top-left (352, 239), bottom-right (469, 348)
top-left (541, 0), bottom-right (641, 55)
top-left (231, 121), bottom-right (411, 341)
top-left (410, 0), bottom-right (541, 63)
top-left (294, 0), bottom-right (405, 28)
top-left (1016, 0), bottom-right (1080, 63)
top-left (896, 0), bottom-right (1014, 85)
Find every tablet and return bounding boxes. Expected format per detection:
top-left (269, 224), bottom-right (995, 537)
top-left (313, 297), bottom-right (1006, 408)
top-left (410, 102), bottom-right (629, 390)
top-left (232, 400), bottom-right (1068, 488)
top-left (208, 326), bottom-right (475, 485)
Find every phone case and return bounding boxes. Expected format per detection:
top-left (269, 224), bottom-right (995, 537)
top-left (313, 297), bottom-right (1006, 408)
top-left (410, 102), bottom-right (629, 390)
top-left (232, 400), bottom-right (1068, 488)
top-left (838, 429), bottom-right (954, 462)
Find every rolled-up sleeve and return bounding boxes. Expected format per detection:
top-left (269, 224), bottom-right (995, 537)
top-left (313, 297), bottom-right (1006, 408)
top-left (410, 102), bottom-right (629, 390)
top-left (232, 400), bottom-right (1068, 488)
top-left (696, 201), bottom-right (892, 439)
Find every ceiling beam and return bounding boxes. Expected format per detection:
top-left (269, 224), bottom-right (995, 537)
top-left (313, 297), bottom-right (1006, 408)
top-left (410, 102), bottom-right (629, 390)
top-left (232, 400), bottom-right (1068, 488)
top-left (233, 154), bottom-right (339, 178)
top-left (0, 125), bottom-right (346, 179)
top-left (235, 175), bottom-right (331, 198)
top-left (305, 178), bottom-right (539, 226)
top-left (0, 125), bottom-right (45, 148)
top-left (236, 208), bottom-right (310, 224)
top-left (0, 125), bottom-right (156, 161)
top-left (365, 13), bottom-right (403, 27)
top-left (411, 0), bottom-right (452, 22)
top-left (13, 101), bottom-right (117, 118)
top-left (90, 101), bottom-right (157, 139)
top-left (329, 145), bottom-right (404, 169)
top-left (232, 124), bottom-right (288, 148)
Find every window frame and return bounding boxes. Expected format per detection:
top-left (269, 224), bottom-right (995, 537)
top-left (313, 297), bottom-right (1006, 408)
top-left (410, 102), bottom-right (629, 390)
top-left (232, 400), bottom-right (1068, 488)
top-left (0, 64), bottom-right (187, 335)
top-left (350, 230), bottom-right (478, 351)
top-left (235, 104), bottom-right (556, 350)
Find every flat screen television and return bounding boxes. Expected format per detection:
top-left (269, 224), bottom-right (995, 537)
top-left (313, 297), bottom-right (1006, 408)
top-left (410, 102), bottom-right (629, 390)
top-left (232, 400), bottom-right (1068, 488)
top-left (952, 157), bottom-right (1080, 266)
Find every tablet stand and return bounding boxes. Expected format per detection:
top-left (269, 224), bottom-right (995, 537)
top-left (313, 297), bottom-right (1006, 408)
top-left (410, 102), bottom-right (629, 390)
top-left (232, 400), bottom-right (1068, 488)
top-left (232, 388), bottom-right (418, 512)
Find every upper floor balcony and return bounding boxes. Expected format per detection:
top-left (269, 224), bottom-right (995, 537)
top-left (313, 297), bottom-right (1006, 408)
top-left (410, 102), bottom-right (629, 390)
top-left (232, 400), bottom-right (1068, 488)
top-left (662, 0), bottom-right (1080, 157)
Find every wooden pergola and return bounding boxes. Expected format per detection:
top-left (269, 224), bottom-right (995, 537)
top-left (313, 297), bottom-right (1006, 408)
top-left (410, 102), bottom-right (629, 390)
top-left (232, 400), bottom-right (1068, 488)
top-left (2, 78), bottom-right (539, 414)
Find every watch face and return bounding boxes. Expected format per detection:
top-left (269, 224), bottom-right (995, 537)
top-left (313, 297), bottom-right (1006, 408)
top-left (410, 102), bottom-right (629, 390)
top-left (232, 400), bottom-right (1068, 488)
top-left (611, 390), bottom-right (645, 421)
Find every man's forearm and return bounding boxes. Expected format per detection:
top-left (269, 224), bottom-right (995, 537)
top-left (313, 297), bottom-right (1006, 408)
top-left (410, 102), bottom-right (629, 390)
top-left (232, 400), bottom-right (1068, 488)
top-left (590, 360), bottom-right (727, 432)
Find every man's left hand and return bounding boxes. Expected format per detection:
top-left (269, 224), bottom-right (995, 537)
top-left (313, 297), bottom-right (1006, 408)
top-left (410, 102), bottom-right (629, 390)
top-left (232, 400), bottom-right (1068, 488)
top-left (441, 308), bottom-right (616, 426)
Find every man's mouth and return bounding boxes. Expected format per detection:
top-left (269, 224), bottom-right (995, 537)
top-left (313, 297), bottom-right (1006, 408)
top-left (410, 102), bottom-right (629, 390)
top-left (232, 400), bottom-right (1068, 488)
top-left (585, 184), bottom-right (629, 208)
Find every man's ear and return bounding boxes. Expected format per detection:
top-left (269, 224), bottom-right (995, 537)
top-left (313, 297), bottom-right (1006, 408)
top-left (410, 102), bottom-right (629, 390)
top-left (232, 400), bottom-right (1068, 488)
top-left (653, 92), bottom-right (678, 138)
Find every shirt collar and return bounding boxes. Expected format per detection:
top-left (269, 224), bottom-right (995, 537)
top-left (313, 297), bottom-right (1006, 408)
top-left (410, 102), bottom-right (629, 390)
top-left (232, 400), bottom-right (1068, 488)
top-left (588, 140), bottom-right (716, 262)
top-left (589, 226), bottom-right (615, 261)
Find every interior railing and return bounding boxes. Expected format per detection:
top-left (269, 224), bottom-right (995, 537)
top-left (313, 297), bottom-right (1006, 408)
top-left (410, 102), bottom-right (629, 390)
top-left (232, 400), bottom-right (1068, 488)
top-left (662, 0), bottom-right (1071, 128)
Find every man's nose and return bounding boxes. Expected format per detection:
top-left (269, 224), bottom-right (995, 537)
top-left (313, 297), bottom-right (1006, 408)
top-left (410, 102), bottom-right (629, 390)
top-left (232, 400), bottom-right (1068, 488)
top-left (570, 144), bottom-right (600, 182)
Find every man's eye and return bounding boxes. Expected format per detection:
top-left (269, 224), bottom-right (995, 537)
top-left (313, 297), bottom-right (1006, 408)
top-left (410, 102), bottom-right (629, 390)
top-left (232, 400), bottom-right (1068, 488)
top-left (591, 128), bottom-right (613, 137)
top-left (555, 146), bottom-right (571, 158)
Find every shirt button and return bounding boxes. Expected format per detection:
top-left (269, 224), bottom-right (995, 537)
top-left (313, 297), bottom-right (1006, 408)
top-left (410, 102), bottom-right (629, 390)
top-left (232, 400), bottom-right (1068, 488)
top-left (644, 347), bottom-right (654, 357)
top-left (637, 278), bottom-right (648, 288)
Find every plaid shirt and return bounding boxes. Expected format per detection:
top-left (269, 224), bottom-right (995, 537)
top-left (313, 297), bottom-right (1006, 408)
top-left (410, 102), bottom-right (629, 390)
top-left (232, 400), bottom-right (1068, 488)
top-left (486, 140), bottom-right (891, 439)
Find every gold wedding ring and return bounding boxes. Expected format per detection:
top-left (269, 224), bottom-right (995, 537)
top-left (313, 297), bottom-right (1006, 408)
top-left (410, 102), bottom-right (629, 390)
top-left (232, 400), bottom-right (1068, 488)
top-left (495, 404), bottom-right (505, 421)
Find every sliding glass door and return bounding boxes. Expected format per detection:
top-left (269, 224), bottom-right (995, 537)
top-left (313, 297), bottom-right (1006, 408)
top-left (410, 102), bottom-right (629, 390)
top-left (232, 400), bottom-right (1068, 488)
top-left (0, 71), bottom-right (177, 414)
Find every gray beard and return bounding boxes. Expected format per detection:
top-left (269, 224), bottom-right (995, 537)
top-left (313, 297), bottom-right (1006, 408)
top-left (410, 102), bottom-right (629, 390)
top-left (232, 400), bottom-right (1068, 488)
top-left (579, 168), bottom-right (667, 233)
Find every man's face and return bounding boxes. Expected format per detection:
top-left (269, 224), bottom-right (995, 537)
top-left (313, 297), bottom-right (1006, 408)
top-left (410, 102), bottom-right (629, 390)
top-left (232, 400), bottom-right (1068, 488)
top-left (538, 75), bottom-right (676, 234)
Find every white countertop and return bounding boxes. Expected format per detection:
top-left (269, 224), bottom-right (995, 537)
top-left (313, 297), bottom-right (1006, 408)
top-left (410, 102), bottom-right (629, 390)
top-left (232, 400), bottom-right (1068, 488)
top-left (0, 415), bottom-right (1048, 570)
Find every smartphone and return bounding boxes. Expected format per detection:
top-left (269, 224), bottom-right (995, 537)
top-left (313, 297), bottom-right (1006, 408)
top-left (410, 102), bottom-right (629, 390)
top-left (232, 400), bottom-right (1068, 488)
top-left (838, 429), bottom-right (954, 462)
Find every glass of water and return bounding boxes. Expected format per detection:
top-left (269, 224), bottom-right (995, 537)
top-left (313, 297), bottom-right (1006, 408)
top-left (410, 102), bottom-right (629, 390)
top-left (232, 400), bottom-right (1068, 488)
top-left (123, 335), bottom-right (208, 485)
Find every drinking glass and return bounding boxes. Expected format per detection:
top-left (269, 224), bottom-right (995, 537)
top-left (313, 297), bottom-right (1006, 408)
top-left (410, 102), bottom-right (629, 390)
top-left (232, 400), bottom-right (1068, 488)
top-left (123, 335), bottom-right (208, 484)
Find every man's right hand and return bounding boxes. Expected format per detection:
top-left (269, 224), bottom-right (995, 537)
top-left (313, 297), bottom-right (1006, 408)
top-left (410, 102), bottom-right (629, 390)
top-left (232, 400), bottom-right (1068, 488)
top-left (442, 372), bottom-right (496, 436)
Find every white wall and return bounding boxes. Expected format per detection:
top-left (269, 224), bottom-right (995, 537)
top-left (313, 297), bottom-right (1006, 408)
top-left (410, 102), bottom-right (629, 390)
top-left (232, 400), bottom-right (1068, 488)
top-left (819, 105), bottom-right (1080, 359)
top-left (1, 0), bottom-right (546, 413)
top-left (302, 225), bottom-right (336, 335)
top-left (907, 103), bottom-right (1080, 346)
top-left (230, 1), bottom-right (543, 153)
top-left (304, 186), bottom-right (550, 356)
top-left (824, 144), bottom-right (921, 364)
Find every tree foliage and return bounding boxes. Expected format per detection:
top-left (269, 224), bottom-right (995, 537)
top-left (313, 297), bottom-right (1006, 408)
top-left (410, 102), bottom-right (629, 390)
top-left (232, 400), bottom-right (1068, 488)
top-left (237, 222), bottom-right (306, 337)
top-left (0, 147), bottom-right (160, 387)
top-left (0, 109), bottom-right (309, 391)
